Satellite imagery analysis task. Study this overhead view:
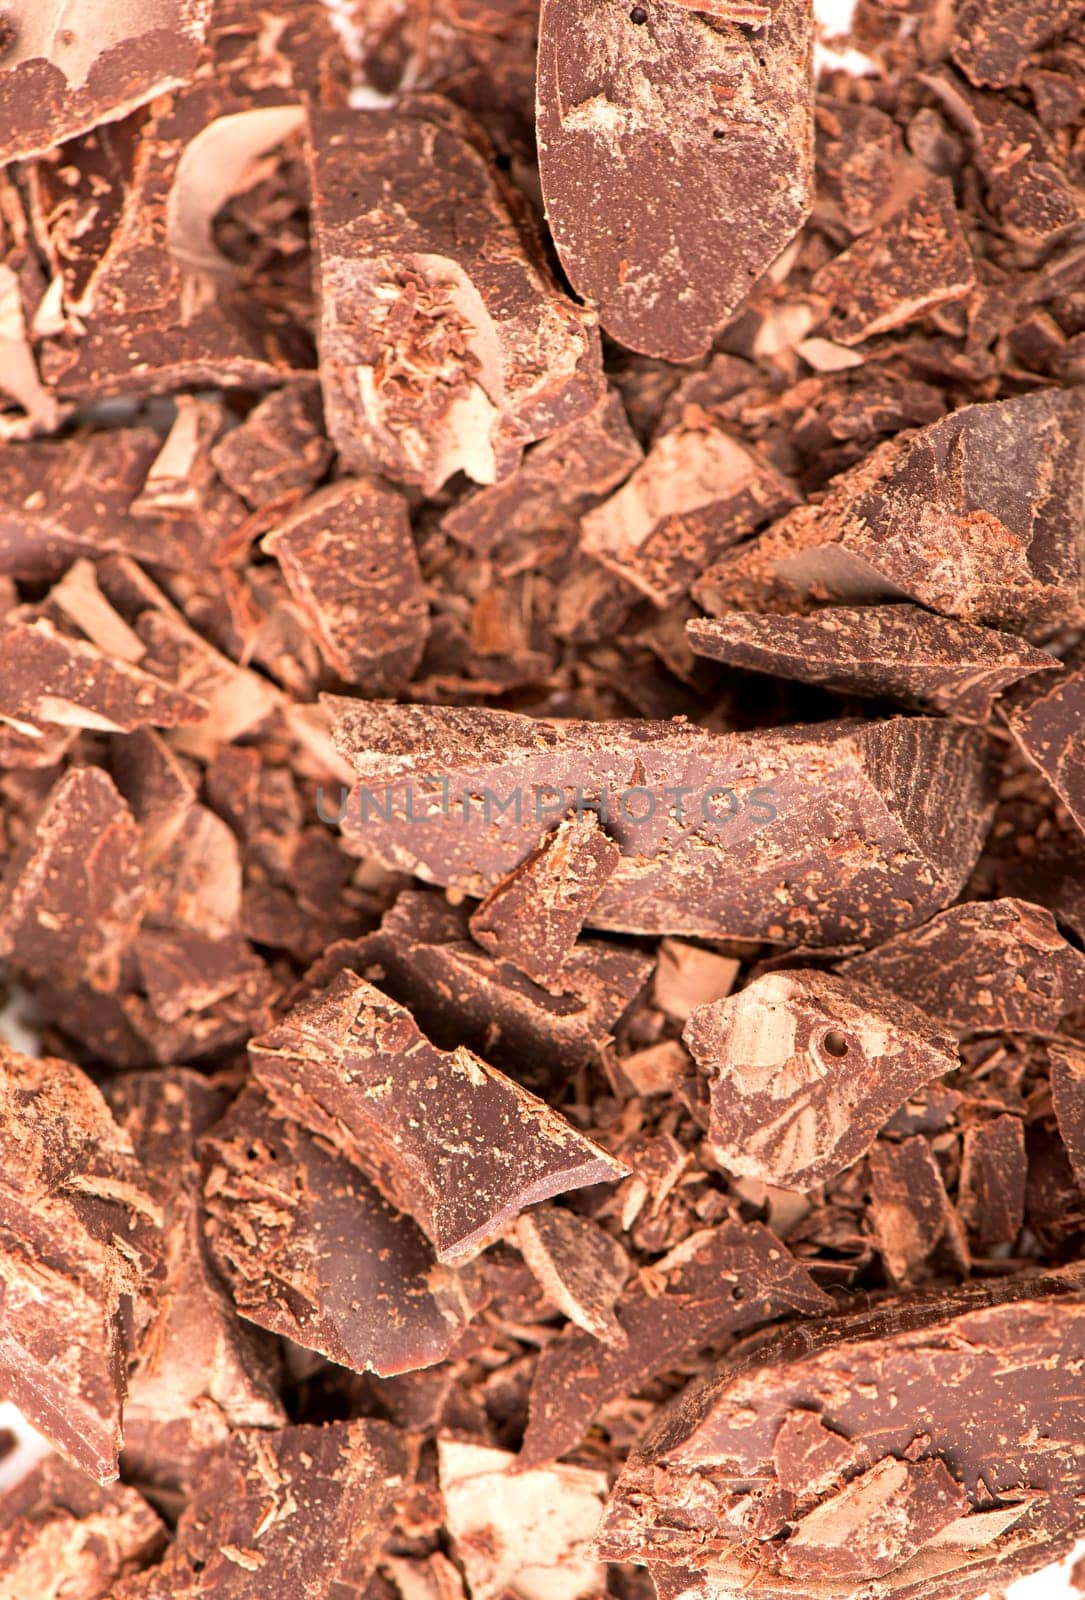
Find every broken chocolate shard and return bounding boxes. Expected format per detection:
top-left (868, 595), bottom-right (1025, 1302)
top-left (439, 1440), bottom-right (608, 1600)
top-left (952, 0), bottom-right (1085, 88)
top-left (771, 1410), bottom-right (863, 1506)
top-left (653, 938), bottom-right (740, 1023)
top-left (695, 389), bottom-right (1085, 638)
top-left (516, 1205), bottom-right (630, 1347)
top-left (839, 898), bottom-right (1085, 1035)
top-left (263, 477), bottom-right (429, 695)
top-left (687, 606), bottom-right (1055, 722)
top-left (1003, 662), bottom-right (1085, 841)
top-left (0, 1455), bottom-right (166, 1600)
top-left (0, 1045), bottom-right (162, 1483)
top-left (597, 1267), bottom-right (1085, 1578)
top-left (684, 970), bottom-right (958, 1191)
top-left (519, 1221), bottom-right (830, 1467)
top-left (1050, 1043), bottom-right (1085, 1192)
top-left (328, 698), bottom-right (994, 947)
top-left (536, 0), bottom-right (815, 360)
top-left (810, 181), bottom-right (974, 346)
top-left (306, 98), bottom-right (602, 494)
top-left (957, 1114), bottom-right (1027, 1253)
top-left (250, 970), bottom-right (626, 1262)
top-left (210, 386), bottom-right (333, 512)
top-left (580, 425), bottom-right (798, 607)
top-left (201, 1088), bottom-right (484, 1376)
top-left (0, 0), bottom-right (214, 166)
top-left (868, 1135), bottom-right (969, 1286)
top-left (469, 811), bottom-right (620, 991)
top-left (0, 765), bottom-right (144, 991)
top-left (113, 1420), bottom-right (408, 1600)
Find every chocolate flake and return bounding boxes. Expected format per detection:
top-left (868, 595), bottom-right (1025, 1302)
top-left (516, 1205), bottom-right (630, 1347)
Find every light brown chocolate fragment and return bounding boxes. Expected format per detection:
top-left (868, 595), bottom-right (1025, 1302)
top-left (516, 1206), bottom-right (630, 1347)
top-left (684, 970), bottom-right (959, 1191)
top-left (868, 1136), bottom-right (969, 1285)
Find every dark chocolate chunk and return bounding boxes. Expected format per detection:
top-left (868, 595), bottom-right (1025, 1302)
top-left (695, 389), bottom-right (1085, 638)
top-left (519, 1221), bottom-right (830, 1467)
top-left (684, 971), bottom-right (958, 1191)
top-left (957, 1114), bottom-right (1027, 1252)
top-left (839, 898), bottom-right (1085, 1035)
top-left (250, 970), bottom-right (626, 1261)
top-left (0, 1045), bottom-right (162, 1482)
top-left (1050, 1043), bottom-right (1085, 1192)
top-left (1004, 663), bottom-right (1085, 840)
top-left (536, 0), bottom-right (814, 360)
top-left (952, 0), bottom-right (1085, 88)
top-left (201, 1088), bottom-right (485, 1376)
top-left (469, 811), bottom-right (620, 991)
top-left (516, 1205), bottom-right (630, 1347)
top-left (329, 698), bottom-right (993, 947)
top-left (210, 387), bottom-right (333, 512)
top-left (306, 99), bottom-right (602, 493)
top-left (868, 1135), bottom-right (969, 1285)
top-left (263, 477), bottom-right (429, 695)
top-left (687, 605), bottom-right (1055, 722)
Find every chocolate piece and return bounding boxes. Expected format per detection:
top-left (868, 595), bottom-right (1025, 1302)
top-left (329, 699), bottom-right (993, 947)
top-left (777, 1457), bottom-right (967, 1583)
top-left (695, 390), bottom-right (1085, 638)
top-left (597, 1268), bottom-right (1085, 1580)
top-left (519, 1221), bottom-right (830, 1467)
top-left (952, 0), bottom-right (1085, 88)
top-left (107, 1072), bottom-right (283, 1466)
top-left (957, 1115), bottom-right (1026, 1252)
top-left (771, 1410), bottom-right (863, 1505)
top-left (580, 426), bottom-right (797, 607)
top-left (250, 971), bottom-right (626, 1261)
top-left (263, 478), bottom-right (429, 694)
top-left (0, 1045), bottom-right (162, 1482)
top-left (438, 1441), bottom-right (607, 1600)
top-left (839, 898), bottom-right (1085, 1035)
top-left (536, 0), bottom-right (814, 360)
top-left (0, 1), bottom-right (213, 166)
top-left (0, 1456), bottom-right (165, 1600)
top-left (868, 1136), bottom-right (969, 1285)
top-left (313, 889), bottom-right (650, 1083)
top-left (201, 1089), bottom-right (484, 1376)
top-left (687, 606), bottom-right (1054, 722)
top-left (0, 766), bottom-right (143, 990)
top-left (1050, 1043), bottom-right (1085, 1191)
top-left (1004, 663), bottom-right (1085, 839)
top-left (306, 99), bottom-right (602, 494)
top-left (811, 182), bottom-right (974, 346)
top-left (0, 617), bottom-right (205, 734)
top-left (653, 939), bottom-right (740, 1023)
top-left (113, 1420), bottom-right (408, 1600)
top-left (468, 811), bottom-right (620, 990)
top-left (440, 390), bottom-right (642, 556)
top-left (210, 387), bottom-right (333, 511)
top-left (516, 1206), bottom-right (630, 1347)
top-left (684, 971), bottom-right (958, 1191)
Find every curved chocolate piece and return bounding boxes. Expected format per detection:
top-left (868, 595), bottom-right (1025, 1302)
top-left (536, 0), bottom-right (814, 361)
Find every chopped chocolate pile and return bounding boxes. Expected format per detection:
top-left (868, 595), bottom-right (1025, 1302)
top-left (1, 2), bottom-right (1085, 1597)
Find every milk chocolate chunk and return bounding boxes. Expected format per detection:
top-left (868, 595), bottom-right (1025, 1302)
top-left (306, 99), bottom-right (602, 495)
top-left (201, 1089), bottom-right (484, 1376)
top-left (952, 0), bottom-right (1085, 87)
top-left (519, 1221), bottom-right (830, 1467)
top-left (328, 699), bottom-right (993, 947)
top-left (839, 898), bottom-right (1085, 1035)
top-left (516, 1205), bottom-right (630, 1347)
top-left (597, 1267), bottom-right (1085, 1576)
top-left (684, 971), bottom-right (958, 1191)
top-left (107, 1073), bottom-right (284, 1457)
top-left (957, 1115), bottom-right (1026, 1252)
top-left (0, 766), bottom-right (143, 990)
top-left (695, 390), bottom-right (1085, 638)
top-left (1004, 663), bottom-right (1085, 839)
top-left (0, 617), bottom-right (205, 734)
top-left (811, 182), bottom-right (974, 347)
top-left (469, 812), bottom-right (620, 991)
top-left (535, 0), bottom-right (815, 361)
top-left (263, 478), bottom-right (428, 695)
top-left (438, 1441), bottom-right (607, 1600)
top-left (250, 971), bottom-right (626, 1262)
top-left (580, 426), bottom-right (798, 607)
top-left (1050, 1044), bottom-right (1085, 1191)
top-left (687, 606), bottom-right (1054, 722)
top-left (0, 0), bottom-right (214, 166)
top-left (210, 387), bottom-right (333, 512)
top-left (440, 390), bottom-right (642, 556)
top-left (112, 1420), bottom-right (408, 1600)
top-left (868, 1136), bottom-right (969, 1286)
top-left (0, 1045), bottom-right (162, 1482)
top-left (0, 1456), bottom-right (166, 1600)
